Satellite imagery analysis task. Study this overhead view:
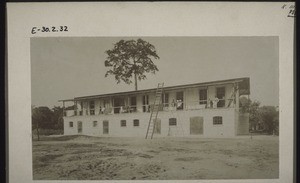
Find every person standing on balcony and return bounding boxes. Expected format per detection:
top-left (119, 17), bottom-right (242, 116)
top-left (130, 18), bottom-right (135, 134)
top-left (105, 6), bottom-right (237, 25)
top-left (177, 99), bottom-right (183, 109)
top-left (213, 96), bottom-right (219, 109)
top-left (207, 98), bottom-right (212, 108)
top-left (171, 99), bottom-right (175, 107)
top-left (171, 99), bottom-right (176, 111)
top-left (99, 106), bottom-right (102, 114)
top-left (101, 106), bottom-right (106, 114)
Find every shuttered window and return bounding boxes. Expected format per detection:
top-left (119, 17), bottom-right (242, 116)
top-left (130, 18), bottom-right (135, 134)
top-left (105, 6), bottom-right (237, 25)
top-left (213, 116), bottom-right (223, 125)
top-left (169, 118), bottom-right (177, 126)
top-left (121, 120), bottom-right (126, 127)
top-left (133, 119), bottom-right (139, 127)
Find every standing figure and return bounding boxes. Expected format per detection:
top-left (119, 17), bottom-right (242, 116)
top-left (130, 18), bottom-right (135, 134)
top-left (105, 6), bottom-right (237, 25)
top-left (99, 106), bottom-right (102, 114)
top-left (212, 96), bottom-right (219, 109)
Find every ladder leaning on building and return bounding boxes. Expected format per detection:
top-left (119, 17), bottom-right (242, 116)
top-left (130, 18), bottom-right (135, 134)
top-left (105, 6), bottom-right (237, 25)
top-left (145, 83), bottom-right (164, 139)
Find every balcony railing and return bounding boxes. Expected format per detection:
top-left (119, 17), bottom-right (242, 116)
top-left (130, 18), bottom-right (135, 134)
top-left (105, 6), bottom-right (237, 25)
top-left (148, 99), bottom-right (235, 112)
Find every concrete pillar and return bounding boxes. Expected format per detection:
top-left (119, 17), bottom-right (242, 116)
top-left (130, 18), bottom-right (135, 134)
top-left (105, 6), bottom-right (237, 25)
top-left (235, 85), bottom-right (239, 110)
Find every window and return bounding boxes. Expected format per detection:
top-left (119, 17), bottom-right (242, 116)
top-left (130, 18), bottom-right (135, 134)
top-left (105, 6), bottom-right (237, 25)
top-left (89, 101), bottom-right (95, 115)
top-left (169, 118), bottom-right (177, 126)
top-left (199, 89), bottom-right (207, 105)
top-left (121, 120), bottom-right (126, 127)
top-left (93, 121), bottom-right (98, 127)
top-left (69, 122), bottom-right (73, 127)
top-left (133, 119), bottom-right (139, 127)
top-left (213, 116), bottom-right (223, 125)
top-left (63, 111), bottom-right (67, 117)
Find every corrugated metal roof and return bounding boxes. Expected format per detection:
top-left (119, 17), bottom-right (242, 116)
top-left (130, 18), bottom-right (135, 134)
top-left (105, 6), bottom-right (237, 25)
top-left (59, 77), bottom-right (250, 102)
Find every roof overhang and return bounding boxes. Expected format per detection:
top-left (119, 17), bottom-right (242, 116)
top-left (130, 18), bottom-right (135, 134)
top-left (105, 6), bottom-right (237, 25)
top-left (59, 77), bottom-right (250, 101)
top-left (58, 99), bottom-right (75, 102)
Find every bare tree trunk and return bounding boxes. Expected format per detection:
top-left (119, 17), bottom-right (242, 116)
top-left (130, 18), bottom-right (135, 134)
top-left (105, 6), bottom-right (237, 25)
top-left (134, 73), bottom-right (138, 91)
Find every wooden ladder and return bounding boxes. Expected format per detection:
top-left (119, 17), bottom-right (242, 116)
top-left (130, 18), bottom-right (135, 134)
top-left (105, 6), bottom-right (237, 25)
top-left (145, 83), bottom-right (164, 139)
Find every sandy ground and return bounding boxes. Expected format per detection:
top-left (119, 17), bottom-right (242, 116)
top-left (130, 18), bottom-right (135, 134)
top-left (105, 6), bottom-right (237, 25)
top-left (32, 135), bottom-right (279, 180)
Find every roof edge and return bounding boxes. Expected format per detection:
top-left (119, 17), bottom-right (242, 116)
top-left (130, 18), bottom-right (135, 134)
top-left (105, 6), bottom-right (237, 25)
top-left (59, 77), bottom-right (250, 101)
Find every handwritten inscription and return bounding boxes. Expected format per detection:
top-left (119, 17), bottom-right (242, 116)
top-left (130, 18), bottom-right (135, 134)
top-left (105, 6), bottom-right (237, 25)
top-left (31, 26), bottom-right (68, 34)
top-left (282, 4), bottom-right (295, 17)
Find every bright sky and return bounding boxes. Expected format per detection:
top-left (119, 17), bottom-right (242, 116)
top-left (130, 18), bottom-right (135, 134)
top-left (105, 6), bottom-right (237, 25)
top-left (31, 37), bottom-right (279, 108)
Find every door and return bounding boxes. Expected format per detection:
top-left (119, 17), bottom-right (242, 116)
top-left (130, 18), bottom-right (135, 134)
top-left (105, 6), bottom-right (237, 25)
top-left (130, 96), bottom-right (137, 112)
top-left (154, 118), bottom-right (161, 134)
top-left (142, 95), bottom-right (149, 112)
top-left (216, 87), bottom-right (225, 108)
top-left (162, 93), bottom-right (169, 107)
top-left (190, 117), bottom-right (203, 135)
top-left (103, 120), bottom-right (109, 134)
top-left (77, 121), bottom-right (82, 134)
top-left (113, 97), bottom-right (125, 113)
top-left (176, 91), bottom-right (184, 110)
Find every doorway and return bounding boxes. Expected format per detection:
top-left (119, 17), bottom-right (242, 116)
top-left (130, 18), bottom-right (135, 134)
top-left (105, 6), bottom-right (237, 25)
top-left (130, 96), bottom-right (137, 112)
top-left (113, 97), bottom-right (125, 113)
top-left (103, 120), bottom-right (109, 134)
top-left (176, 91), bottom-right (184, 110)
top-left (154, 118), bottom-right (161, 134)
top-left (142, 95), bottom-right (149, 112)
top-left (77, 121), bottom-right (82, 134)
top-left (216, 87), bottom-right (225, 108)
top-left (190, 117), bottom-right (203, 135)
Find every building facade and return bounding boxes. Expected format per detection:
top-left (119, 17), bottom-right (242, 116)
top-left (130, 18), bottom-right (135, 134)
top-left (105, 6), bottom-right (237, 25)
top-left (60, 78), bottom-right (250, 138)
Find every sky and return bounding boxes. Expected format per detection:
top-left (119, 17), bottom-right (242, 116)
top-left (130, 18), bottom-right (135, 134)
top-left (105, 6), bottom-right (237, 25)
top-left (31, 37), bottom-right (279, 108)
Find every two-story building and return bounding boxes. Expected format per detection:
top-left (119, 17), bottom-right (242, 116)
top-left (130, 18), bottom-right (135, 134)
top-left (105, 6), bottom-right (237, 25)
top-left (60, 77), bottom-right (250, 138)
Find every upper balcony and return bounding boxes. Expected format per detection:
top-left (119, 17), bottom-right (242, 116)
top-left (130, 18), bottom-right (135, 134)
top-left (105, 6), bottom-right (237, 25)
top-left (63, 99), bottom-right (236, 117)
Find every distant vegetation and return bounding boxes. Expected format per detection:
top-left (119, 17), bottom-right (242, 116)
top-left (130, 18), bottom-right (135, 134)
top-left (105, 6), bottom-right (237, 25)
top-left (240, 97), bottom-right (279, 135)
top-left (32, 106), bottom-right (64, 140)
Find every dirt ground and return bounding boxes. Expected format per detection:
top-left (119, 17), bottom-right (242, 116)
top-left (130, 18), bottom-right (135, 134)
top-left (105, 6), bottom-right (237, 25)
top-left (32, 135), bottom-right (279, 180)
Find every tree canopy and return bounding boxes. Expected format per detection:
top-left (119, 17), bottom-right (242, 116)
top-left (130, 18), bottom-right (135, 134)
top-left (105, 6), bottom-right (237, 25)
top-left (239, 97), bottom-right (278, 135)
top-left (32, 106), bottom-right (64, 140)
top-left (104, 38), bottom-right (160, 90)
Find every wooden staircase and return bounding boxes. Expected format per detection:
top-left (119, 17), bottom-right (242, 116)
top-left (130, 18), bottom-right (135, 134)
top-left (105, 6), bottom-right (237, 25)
top-left (145, 83), bottom-right (164, 139)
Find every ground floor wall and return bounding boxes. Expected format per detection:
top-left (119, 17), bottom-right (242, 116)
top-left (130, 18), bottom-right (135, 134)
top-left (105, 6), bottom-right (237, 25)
top-left (236, 113), bottom-right (250, 135)
top-left (63, 108), bottom-right (244, 138)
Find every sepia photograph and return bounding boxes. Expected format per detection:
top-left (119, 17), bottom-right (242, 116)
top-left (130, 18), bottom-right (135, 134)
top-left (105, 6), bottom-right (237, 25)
top-left (7, 2), bottom-right (294, 183)
top-left (30, 36), bottom-right (279, 180)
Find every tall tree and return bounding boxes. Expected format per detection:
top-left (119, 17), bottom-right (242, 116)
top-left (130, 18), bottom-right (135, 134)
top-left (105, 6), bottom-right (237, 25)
top-left (104, 38), bottom-right (160, 90)
top-left (32, 106), bottom-right (54, 140)
top-left (259, 106), bottom-right (279, 134)
top-left (249, 100), bottom-right (261, 130)
top-left (52, 106), bottom-right (64, 131)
